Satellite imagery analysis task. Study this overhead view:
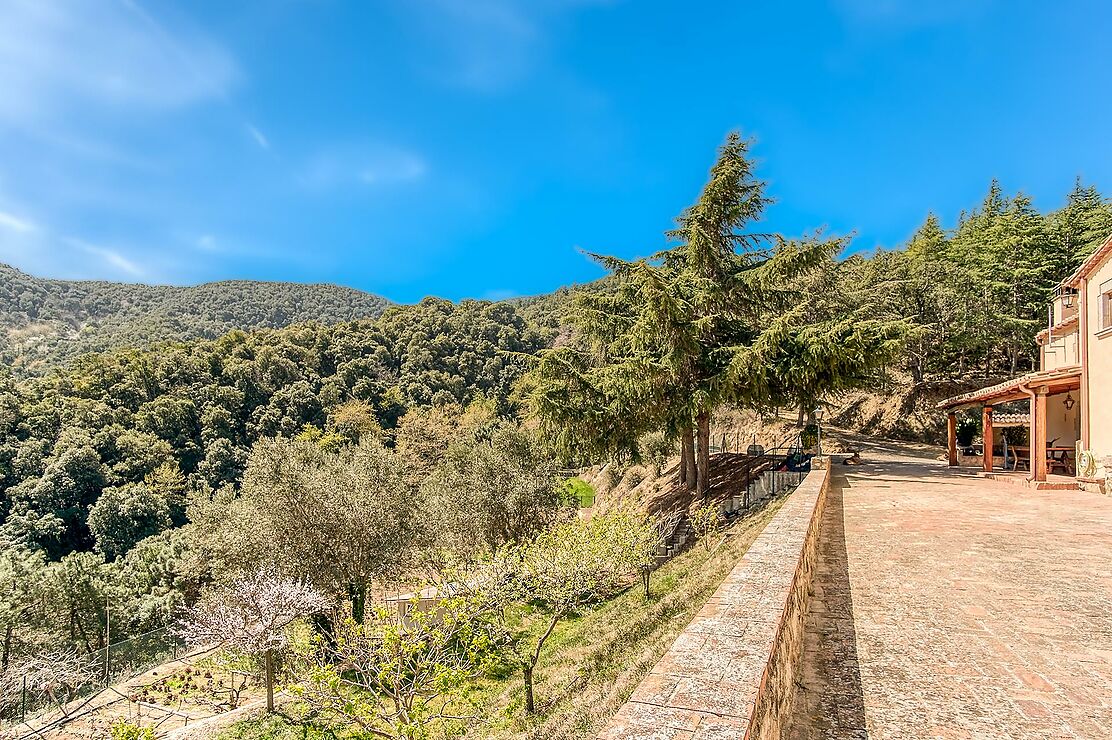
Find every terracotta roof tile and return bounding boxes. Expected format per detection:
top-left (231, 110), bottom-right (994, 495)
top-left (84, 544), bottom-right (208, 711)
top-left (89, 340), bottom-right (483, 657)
top-left (937, 366), bottom-right (1081, 409)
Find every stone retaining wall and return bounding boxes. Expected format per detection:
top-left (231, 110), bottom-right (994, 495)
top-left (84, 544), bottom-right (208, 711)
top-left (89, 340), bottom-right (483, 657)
top-left (598, 462), bottom-right (832, 740)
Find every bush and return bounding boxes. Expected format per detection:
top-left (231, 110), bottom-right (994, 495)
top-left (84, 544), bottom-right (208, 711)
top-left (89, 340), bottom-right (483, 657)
top-left (111, 721), bottom-right (155, 740)
top-left (562, 478), bottom-right (595, 508)
top-left (800, 424), bottom-right (819, 449)
top-left (640, 432), bottom-right (673, 474)
top-left (689, 504), bottom-right (724, 551)
top-left (956, 417), bottom-right (978, 447)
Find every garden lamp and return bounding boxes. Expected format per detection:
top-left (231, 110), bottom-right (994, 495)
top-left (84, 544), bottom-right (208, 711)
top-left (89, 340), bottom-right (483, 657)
top-left (814, 406), bottom-right (824, 455)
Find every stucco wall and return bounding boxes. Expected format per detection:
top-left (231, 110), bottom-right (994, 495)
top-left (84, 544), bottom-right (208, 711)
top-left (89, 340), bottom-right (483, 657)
top-left (1085, 257), bottom-right (1112, 475)
top-left (1046, 392), bottom-right (1080, 448)
top-left (1043, 330), bottom-right (1079, 370)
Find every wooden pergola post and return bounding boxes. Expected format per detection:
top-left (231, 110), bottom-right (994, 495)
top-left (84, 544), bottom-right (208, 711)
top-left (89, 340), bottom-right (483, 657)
top-left (982, 406), bottom-right (994, 472)
top-left (947, 412), bottom-right (958, 467)
top-left (1032, 386), bottom-right (1048, 482)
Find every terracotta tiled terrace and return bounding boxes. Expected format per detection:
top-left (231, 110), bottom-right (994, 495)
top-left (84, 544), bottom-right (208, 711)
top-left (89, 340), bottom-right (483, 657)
top-left (786, 444), bottom-right (1112, 739)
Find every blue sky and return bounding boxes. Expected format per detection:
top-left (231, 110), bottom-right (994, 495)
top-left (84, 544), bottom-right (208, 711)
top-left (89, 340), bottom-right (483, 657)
top-left (0, 0), bottom-right (1109, 302)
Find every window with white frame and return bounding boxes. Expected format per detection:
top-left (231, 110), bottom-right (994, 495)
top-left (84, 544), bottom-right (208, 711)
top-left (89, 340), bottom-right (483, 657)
top-left (1102, 279), bottom-right (1112, 330)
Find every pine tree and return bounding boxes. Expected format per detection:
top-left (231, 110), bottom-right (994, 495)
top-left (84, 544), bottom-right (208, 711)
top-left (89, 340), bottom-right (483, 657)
top-left (1049, 178), bottom-right (1112, 272)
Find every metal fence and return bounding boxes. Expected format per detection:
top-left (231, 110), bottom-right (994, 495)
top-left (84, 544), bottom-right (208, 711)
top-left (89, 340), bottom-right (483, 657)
top-left (3, 625), bottom-right (187, 727)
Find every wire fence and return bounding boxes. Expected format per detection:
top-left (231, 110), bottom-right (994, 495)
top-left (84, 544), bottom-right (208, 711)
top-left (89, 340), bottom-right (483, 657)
top-left (2, 625), bottom-right (188, 726)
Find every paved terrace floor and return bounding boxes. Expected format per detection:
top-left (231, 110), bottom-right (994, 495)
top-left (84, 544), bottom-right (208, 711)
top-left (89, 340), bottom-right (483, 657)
top-left (785, 444), bottom-right (1112, 739)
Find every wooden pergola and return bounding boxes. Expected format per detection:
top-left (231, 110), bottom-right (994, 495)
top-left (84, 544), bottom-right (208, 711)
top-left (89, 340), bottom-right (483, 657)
top-left (937, 365), bottom-right (1081, 482)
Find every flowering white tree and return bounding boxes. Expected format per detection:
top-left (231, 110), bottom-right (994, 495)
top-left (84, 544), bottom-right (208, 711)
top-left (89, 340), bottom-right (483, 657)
top-left (1, 647), bottom-right (96, 717)
top-left (176, 568), bottom-right (329, 711)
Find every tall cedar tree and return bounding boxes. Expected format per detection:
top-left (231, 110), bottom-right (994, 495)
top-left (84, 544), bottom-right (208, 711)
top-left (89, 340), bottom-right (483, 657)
top-left (531, 133), bottom-right (853, 493)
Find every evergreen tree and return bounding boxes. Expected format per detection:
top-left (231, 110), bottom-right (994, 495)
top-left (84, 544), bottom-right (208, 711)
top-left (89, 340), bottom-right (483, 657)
top-left (1049, 178), bottom-right (1112, 270)
top-left (531, 133), bottom-right (889, 494)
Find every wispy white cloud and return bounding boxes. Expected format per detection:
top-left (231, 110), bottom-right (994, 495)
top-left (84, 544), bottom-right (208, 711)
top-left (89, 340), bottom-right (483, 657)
top-left (422, 0), bottom-right (537, 91)
top-left (404, 0), bottom-right (616, 92)
top-left (68, 238), bottom-right (145, 278)
top-left (0, 210), bottom-right (35, 233)
top-left (300, 145), bottom-right (429, 191)
top-left (246, 123), bottom-right (270, 150)
top-left (358, 156), bottom-right (427, 185)
top-left (0, 0), bottom-right (238, 127)
top-left (0, 0), bottom-right (245, 284)
top-left (196, 234), bottom-right (219, 251)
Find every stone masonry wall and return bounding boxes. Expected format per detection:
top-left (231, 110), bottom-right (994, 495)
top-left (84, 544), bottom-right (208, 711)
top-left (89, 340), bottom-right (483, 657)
top-left (597, 462), bottom-right (831, 740)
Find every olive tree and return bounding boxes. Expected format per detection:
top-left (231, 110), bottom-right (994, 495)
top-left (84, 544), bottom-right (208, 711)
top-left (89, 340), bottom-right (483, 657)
top-left (421, 424), bottom-right (571, 559)
top-left (230, 438), bottom-right (421, 623)
top-left (176, 567), bottom-right (328, 712)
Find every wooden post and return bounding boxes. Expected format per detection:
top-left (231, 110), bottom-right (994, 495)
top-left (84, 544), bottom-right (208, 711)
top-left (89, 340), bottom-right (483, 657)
top-left (264, 649), bottom-right (275, 712)
top-left (1033, 387), bottom-right (1048, 482)
top-left (947, 412), bottom-right (958, 467)
top-left (982, 406), bottom-right (994, 472)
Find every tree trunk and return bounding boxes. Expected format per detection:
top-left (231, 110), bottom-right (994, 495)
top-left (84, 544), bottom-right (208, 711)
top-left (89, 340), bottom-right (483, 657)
top-left (796, 406), bottom-right (805, 427)
top-left (350, 583), bottom-right (366, 624)
top-left (2, 625), bottom-right (11, 671)
top-left (523, 665), bottom-right (535, 714)
top-left (310, 613), bottom-right (337, 654)
top-left (642, 569), bottom-right (651, 601)
top-left (680, 426), bottom-right (696, 490)
top-left (264, 649), bottom-right (275, 712)
top-left (910, 356), bottom-right (923, 384)
top-left (696, 412), bottom-right (710, 497)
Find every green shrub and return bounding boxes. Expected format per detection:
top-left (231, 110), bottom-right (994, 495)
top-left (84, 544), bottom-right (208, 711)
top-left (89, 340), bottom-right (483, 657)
top-left (562, 477), bottom-right (596, 508)
top-left (111, 721), bottom-right (155, 740)
top-left (640, 432), bottom-right (673, 474)
top-left (1002, 425), bottom-right (1028, 446)
top-left (956, 417), bottom-right (978, 447)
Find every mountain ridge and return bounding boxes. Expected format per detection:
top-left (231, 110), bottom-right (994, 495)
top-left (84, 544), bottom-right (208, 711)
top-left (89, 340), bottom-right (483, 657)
top-left (0, 262), bottom-right (394, 375)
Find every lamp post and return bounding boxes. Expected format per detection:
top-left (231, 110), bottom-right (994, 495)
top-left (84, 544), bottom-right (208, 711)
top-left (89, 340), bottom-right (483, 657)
top-left (814, 406), bottom-right (825, 456)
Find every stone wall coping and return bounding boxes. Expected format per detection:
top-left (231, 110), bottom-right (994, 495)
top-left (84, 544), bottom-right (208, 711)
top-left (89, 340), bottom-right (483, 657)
top-left (598, 463), bottom-right (831, 740)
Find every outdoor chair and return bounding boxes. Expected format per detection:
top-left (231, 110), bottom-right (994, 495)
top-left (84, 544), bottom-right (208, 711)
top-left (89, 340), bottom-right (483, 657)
top-left (1048, 450), bottom-right (1072, 476)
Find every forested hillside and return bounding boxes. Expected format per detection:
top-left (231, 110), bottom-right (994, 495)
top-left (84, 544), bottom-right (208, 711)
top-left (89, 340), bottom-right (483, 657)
top-left (0, 263), bottom-right (391, 375)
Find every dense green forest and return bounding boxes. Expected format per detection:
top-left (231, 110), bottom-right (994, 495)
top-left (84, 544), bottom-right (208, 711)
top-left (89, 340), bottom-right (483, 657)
top-left (2, 133), bottom-right (1111, 738)
top-left (0, 263), bottom-right (391, 375)
top-left (851, 178), bottom-right (1112, 380)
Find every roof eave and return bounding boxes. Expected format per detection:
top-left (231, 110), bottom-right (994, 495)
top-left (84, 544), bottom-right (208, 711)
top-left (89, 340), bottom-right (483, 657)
top-left (1065, 231), bottom-right (1112, 287)
top-left (936, 366), bottom-right (1082, 410)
